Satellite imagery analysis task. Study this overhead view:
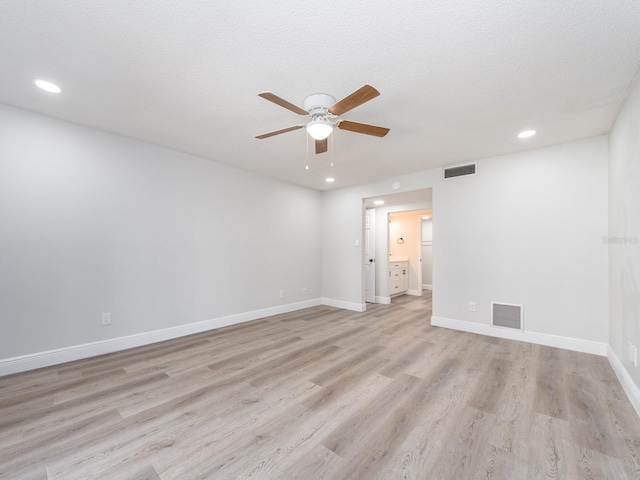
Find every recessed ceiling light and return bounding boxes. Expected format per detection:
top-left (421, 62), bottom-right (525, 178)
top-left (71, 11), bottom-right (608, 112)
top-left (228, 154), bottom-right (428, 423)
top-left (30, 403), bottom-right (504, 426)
top-left (517, 129), bottom-right (536, 139)
top-left (422, 216), bottom-right (431, 220)
top-left (34, 79), bottom-right (62, 93)
top-left (374, 200), bottom-right (384, 205)
top-left (325, 177), bottom-right (335, 183)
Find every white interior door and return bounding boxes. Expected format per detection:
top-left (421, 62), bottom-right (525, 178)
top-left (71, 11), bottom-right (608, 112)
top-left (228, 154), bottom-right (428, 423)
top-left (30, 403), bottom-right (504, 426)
top-left (416, 215), bottom-right (423, 296)
top-left (365, 209), bottom-right (376, 303)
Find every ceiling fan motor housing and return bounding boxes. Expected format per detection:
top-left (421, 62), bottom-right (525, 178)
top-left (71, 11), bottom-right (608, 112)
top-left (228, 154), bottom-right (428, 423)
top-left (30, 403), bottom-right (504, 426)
top-left (303, 93), bottom-right (336, 117)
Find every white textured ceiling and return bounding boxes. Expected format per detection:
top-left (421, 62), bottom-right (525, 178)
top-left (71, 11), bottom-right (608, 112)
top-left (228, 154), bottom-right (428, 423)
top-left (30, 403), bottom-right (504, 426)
top-left (1, 1), bottom-right (639, 190)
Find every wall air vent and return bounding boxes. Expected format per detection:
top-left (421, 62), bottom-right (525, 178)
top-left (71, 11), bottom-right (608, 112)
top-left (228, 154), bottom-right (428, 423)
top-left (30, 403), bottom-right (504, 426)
top-left (443, 163), bottom-right (476, 179)
top-left (491, 302), bottom-right (523, 330)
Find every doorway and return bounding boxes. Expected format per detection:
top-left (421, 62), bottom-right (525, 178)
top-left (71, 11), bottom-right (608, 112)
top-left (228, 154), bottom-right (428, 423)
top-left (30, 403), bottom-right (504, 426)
top-left (389, 209), bottom-right (431, 300)
top-left (362, 188), bottom-right (432, 306)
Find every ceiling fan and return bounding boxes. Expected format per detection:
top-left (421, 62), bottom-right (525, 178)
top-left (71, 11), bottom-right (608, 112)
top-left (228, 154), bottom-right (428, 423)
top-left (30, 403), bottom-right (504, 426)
top-left (255, 85), bottom-right (390, 154)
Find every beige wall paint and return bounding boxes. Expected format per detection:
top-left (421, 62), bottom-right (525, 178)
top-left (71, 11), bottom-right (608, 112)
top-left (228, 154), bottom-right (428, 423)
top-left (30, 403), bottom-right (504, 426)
top-left (390, 211), bottom-right (428, 293)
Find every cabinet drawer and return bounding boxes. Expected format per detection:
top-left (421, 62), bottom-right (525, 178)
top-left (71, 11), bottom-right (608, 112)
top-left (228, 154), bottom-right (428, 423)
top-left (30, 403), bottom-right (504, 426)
top-left (390, 262), bottom-right (408, 269)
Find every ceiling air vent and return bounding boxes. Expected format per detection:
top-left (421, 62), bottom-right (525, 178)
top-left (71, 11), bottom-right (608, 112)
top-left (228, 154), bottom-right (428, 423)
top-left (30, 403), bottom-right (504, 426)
top-left (443, 163), bottom-right (476, 179)
top-left (491, 302), bottom-right (523, 330)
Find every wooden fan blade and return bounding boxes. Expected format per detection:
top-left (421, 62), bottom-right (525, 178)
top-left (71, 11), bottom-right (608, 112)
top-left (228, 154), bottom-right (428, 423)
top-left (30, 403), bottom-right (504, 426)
top-left (258, 92), bottom-right (308, 115)
top-left (315, 138), bottom-right (328, 154)
top-left (328, 85), bottom-right (380, 116)
top-left (338, 120), bottom-right (390, 137)
top-left (255, 125), bottom-right (303, 139)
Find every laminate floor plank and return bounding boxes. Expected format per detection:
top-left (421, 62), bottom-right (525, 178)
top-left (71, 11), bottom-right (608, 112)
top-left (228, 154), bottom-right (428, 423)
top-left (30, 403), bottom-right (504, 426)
top-left (485, 341), bottom-right (538, 458)
top-left (329, 358), bottom-right (459, 480)
top-left (207, 373), bottom-right (396, 480)
top-left (0, 409), bottom-right (124, 479)
top-left (47, 376), bottom-right (297, 479)
top-left (466, 356), bottom-right (513, 415)
top-left (0, 368), bottom-right (130, 409)
top-left (321, 373), bottom-right (422, 457)
top-left (152, 381), bottom-right (322, 479)
top-left (178, 403), bottom-right (319, 479)
top-left (376, 361), bottom-right (478, 479)
top-left (0, 369), bottom-right (61, 396)
top-left (567, 376), bottom-right (621, 458)
top-left (527, 413), bottom-right (582, 479)
top-left (302, 354), bottom-right (389, 411)
top-left (278, 443), bottom-right (344, 479)
top-left (105, 464), bottom-right (161, 480)
top-left (121, 340), bottom-right (225, 376)
top-left (206, 334), bottom-right (305, 376)
top-left (114, 367), bottom-right (221, 418)
top-left (22, 367), bottom-right (287, 478)
top-left (78, 341), bottom-right (213, 379)
top-left (247, 344), bottom-right (344, 388)
top-left (1, 291), bottom-right (639, 479)
top-left (53, 335), bottom-right (211, 377)
top-left (424, 406), bottom-right (498, 478)
top-left (576, 446), bottom-right (631, 479)
top-left (603, 396), bottom-right (640, 477)
top-left (535, 346), bottom-right (570, 420)
top-left (308, 344), bottom-right (381, 385)
top-left (0, 371), bottom-right (167, 437)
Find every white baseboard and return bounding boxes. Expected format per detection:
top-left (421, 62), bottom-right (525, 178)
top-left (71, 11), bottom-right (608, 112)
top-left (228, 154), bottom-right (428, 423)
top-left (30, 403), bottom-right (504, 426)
top-left (321, 298), bottom-right (366, 312)
top-left (407, 289), bottom-right (422, 296)
top-left (422, 284), bottom-right (432, 290)
top-left (0, 298), bottom-right (322, 377)
top-left (431, 316), bottom-right (607, 356)
top-left (608, 345), bottom-right (640, 418)
top-left (375, 296), bottom-right (391, 305)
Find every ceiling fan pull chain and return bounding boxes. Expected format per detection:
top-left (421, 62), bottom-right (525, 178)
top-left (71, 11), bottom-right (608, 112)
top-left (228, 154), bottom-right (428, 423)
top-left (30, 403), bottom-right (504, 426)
top-left (305, 130), bottom-right (309, 170)
top-left (331, 133), bottom-right (334, 167)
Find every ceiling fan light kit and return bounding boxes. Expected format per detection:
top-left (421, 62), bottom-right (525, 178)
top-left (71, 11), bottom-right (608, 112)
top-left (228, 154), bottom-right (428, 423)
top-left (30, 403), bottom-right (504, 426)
top-left (256, 85), bottom-right (390, 157)
top-left (304, 93), bottom-right (336, 140)
top-left (306, 118), bottom-right (333, 140)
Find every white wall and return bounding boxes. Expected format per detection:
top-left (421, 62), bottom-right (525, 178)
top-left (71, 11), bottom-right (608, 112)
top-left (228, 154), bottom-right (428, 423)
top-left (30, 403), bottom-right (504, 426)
top-left (0, 103), bottom-right (321, 361)
top-left (609, 75), bottom-right (640, 396)
top-left (320, 188), bottom-right (367, 310)
top-left (322, 175), bottom-right (440, 310)
top-left (0, 100), bottom-right (612, 372)
top-left (434, 137), bottom-right (609, 346)
top-left (322, 136), bottom-right (609, 351)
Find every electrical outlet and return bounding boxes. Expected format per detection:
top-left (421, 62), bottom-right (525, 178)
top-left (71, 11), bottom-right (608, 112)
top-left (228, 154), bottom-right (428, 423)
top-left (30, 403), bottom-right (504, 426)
top-left (279, 289), bottom-right (284, 298)
top-left (629, 341), bottom-right (638, 367)
top-left (303, 287), bottom-right (308, 295)
top-left (468, 302), bottom-right (476, 312)
top-left (101, 312), bottom-right (112, 326)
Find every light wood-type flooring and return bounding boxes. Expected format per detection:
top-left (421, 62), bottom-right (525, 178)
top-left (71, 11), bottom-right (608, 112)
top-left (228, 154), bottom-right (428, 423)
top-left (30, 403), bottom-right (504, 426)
top-left (2, 292), bottom-right (640, 479)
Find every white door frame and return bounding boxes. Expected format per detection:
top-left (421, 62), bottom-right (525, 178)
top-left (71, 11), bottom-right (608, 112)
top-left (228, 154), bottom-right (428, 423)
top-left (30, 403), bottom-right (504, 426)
top-left (364, 208), bottom-right (376, 303)
top-left (415, 214), bottom-right (423, 296)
